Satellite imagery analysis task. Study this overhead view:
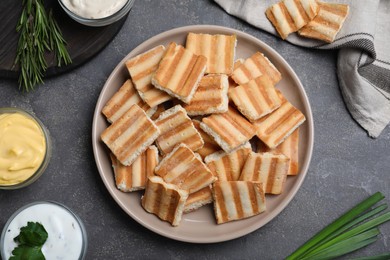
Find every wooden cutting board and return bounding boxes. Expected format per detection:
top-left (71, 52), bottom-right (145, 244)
top-left (0, 0), bottom-right (128, 79)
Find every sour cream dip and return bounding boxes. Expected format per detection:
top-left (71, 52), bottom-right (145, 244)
top-left (60, 0), bottom-right (129, 19)
top-left (1, 201), bottom-right (87, 260)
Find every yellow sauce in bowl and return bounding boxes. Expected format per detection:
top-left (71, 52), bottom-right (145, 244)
top-left (0, 112), bottom-right (46, 186)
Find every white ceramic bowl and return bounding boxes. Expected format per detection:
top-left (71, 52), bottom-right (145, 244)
top-left (58, 0), bottom-right (135, 27)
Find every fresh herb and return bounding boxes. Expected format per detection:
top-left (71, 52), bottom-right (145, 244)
top-left (14, 0), bottom-right (71, 92)
top-left (10, 222), bottom-right (48, 260)
top-left (287, 192), bottom-right (390, 260)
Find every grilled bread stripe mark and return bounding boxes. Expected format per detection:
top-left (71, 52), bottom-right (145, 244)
top-left (295, 0), bottom-right (312, 25)
top-left (130, 155), bottom-right (140, 188)
top-left (239, 182), bottom-right (253, 216)
top-left (320, 3), bottom-right (348, 16)
top-left (183, 169), bottom-right (213, 193)
top-left (102, 107), bottom-right (144, 144)
top-left (125, 46), bottom-right (164, 68)
top-left (221, 182), bottom-right (236, 221)
top-left (214, 182), bottom-right (228, 223)
top-left (102, 80), bottom-right (136, 118)
top-left (302, 0), bottom-right (318, 19)
top-left (269, 110), bottom-right (304, 146)
top-left (230, 87), bottom-right (258, 120)
top-left (263, 104), bottom-right (296, 135)
top-left (171, 52), bottom-right (197, 94)
top-left (290, 129), bottom-right (299, 175)
top-left (215, 35), bottom-right (226, 73)
top-left (253, 156), bottom-right (262, 182)
top-left (229, 152), bottom-right (241, 181)
top-left (284, 0), bottom-right (304, 28)
top-left (232, 65), bottom-right (251, 85)
top-left (245, 58), bottom-right (262, 80)
top-left (157, 44), bottom-right (182, 86)
top-left (225, 36), bottom-right (235, 74)
top-left (247, 182), bottom-right (259, 214)
top-left (158, 119), bottom-right (194, 139)
top-left (182, 56), bottom-right (206, 97)
top-left (185, 33), bottom-right (197, 53)
top-left (253, 54), bottom-right (280, 85)
top-left (159, 186), bottom-right (171, 221)
top-left (221, 155), bottom-right (233, 181)
top-left (202, 117), bottom-right (240, 147)
top-left (165, 48), bottom-right (191, 92)
top-left (231, 182), bottom-right (244, 219)
top-left (267, 157), bottom-right (278, 193)
top-left (145, 149), bottom-right (155, 179)
top-left (132, 64), bottom-right (159, 82)
top-left (251, 78), bottom-right (272, 115)
top-left (156, 146), bottom-right (191, 173)
top-left (140, 150), bottom-right (147, 186)
top-left (186, 97), bottom-right (223, 108)
top-left (222, 109), bottom-right (254, 137)
top-left (245, 80), bottom-right (267, 118)
top-left (259, 156), bottom-right (270, 192)
top-left (118, 121), bottom-right (157, 162)
top-left (112, 116), bottom-right (149, 153)
top-left (213, 159), bottom-right (228, 181)
top-left (251, 53), bottom-right (269, 81)
top-left (155, 111), bottom-right (187, 131)
top-left (150, 181), bottom-right (162, 215)
top-left (167, 189), bottom-right (179, 224)
top-left (271, 4), bottom-right (292, 38)
top-left (317, 11), bottom-right (342, 29)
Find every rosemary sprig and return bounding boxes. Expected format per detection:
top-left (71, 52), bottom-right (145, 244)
top-left (14, 0), bottom-right (71, 91)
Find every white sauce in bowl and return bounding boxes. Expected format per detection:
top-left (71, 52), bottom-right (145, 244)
top-left (1, 202), bottom-right (86, 260)
top-left (61, 0), bottom-right (129, 19)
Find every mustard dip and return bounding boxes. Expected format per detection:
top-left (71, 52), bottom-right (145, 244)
top-left (0, 112), bottom-right (46, 185)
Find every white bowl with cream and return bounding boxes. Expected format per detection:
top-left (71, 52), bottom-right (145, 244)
top-left (58, 0), bottom-right (135, 26)
top-left (1, 201), bottom-right (88, 260)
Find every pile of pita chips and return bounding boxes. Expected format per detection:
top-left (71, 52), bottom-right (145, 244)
top-left (266, 0), bottom-right (349, 43)
top-left (100, 31), bottom-right (307, 226)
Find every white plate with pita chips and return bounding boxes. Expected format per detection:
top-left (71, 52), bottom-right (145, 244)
top-left (92, 25), bottom-right (314, 243)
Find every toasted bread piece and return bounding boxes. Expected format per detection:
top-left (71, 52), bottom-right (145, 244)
top-left (102, 79), bottom-right (156, 123)
top-left (142, 176), bottom-right (188, 226)
top-left (154, 143), bottom-right (216, 194)
top-left (229, 75), bottom-right (282, 122)
top-left (186, 33), bottom-right (237, 74)
top-left (265, 0), bottom-right (319, 39)
top-left (205, 142), bottom-right (252, 181)
top-left (151, 42), bottom-right (207, 103)
top-left (200, 106), bottom-right (256, 153)
top-left (212, 181), bottom-right (266, 224)
top-left (155, 105), bottom-right (204, 154)
top-left (192, 120), bottom-right (220, 160)
top-left (253, 98), bottom-right (305, 149)
top-left (184, 186), bottom-right (213, 213)
top-left (231, 52), bottom-right (282, 86)
top-left (239, 152), bottom-right (289, 195)
top-left (126, 45), bottom-right (172, 107)
top-left (228, 59), bottom-right (245, 89)
top-left (101, 104), bottom-right (160, 166)
top-left (298, 2), bottom-right (349, 43)
top-left (110, 146), bottom-right (159, 192)
top-left (183, 74), bottom-right (229, 116)
top-left (257, 128), bottom-right (299, 175)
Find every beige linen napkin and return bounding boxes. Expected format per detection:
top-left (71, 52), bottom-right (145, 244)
top-left (214, 0), bottom-right (390, 138)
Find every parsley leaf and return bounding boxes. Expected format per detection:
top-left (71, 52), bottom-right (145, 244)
top-left (10, 222), bottom-right (48, 260)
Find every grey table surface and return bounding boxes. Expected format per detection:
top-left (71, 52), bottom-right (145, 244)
top-left (1, 1), bottom-right (389, 259)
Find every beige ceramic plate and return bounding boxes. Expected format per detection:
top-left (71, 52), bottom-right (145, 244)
top-left (92, 25), bottom-right (314, 243)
